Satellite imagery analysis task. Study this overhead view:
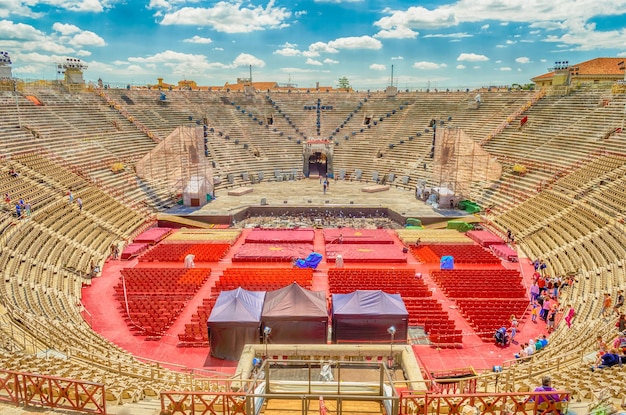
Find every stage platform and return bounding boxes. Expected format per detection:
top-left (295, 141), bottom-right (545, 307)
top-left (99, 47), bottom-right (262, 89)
top-left (232, 242), bottom-right (315, 262)
top-left (174, 179), bottom-right (464, 224)
top-left (121, 242), bottom-right (149, 259)
top-left (323, 228), bottom-right (395, 244)
top-left (325, 244), bottom-right (407, 263)
top-left (361, 184), bottom-right (390, 193)
top-left (466, 230), bottom-right (505, 247)
top-left (133, 227), bottom-right (173, 244)
top-left (228, 187), bottom-right (253, 196)
top-left (245, 228), bottom-right (315, 243)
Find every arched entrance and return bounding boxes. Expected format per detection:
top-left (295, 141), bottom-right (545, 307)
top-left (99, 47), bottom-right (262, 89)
top-left (308, 152), bottom-right (327, 177)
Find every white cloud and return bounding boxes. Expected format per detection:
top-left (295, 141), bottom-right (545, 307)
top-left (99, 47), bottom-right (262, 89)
top-left (423, 32), bottom-right (471, 38)
top-left (128, 50), bottom-right (207, 64)
top-left (76, 50), bottom-right (91, 56)
top-left (372, 0), bottom-right (626, 54)
top-left (370, 63), bottom-right (386, 71)
top-left (183, 35), bottom-right (213, 44)
top-left (67, 0), bottom-right (105, 13)
top-left (413, 61), bottom-right (447, 70)
top-left (68, 31), bottom-right (106, 47)
top-left (52, 23), bottom-right (81, 35)
top-left (148, 0), bottom-right (170, 10)
top-left (0, 20), bottom-right (47, 41)
top-left (274, 47), bottom-right (301, 56)
top-left (323, 58), bottom-right (338, 64)
top-left (160, 1), bottom-right (292, 33)
top-left (328, 35), bottom-right (382, 50)
top-left (499, 67), bottom-right (512, 71)
top-left (280, 67), bottom-right (324, 73)
top-left (542, 19), bottom-right (626, 51)
top-left (456, 64), bottom-right (466, 69)
top-left (457, 53), bottom-right (489, 62)
top-left (391, 56), bottom-right (404, 60)
top-left (374, 6), bottom-right (457, 34)
top-left (374, 27), bottom-right (418, 39)
top-left (495, 60), bottom-right (502, 64)
top-left (515, 56), bottom-right (530, 64)
top-left (304, 35), bottom-right (382, 56)
top-left (213, 47), bottom-right (224, 51)
top-left (306, 58), bottom-right (322, 66)
top-left (232, 53), bottom-right (265, 68)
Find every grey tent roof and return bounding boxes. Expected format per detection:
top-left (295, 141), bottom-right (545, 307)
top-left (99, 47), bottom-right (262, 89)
top-left (332, 290), bottom-right (408, 317)
top-left (262, 282), bottom-right (327, 319)
top-left (208, 287), bottom-right (265, 324)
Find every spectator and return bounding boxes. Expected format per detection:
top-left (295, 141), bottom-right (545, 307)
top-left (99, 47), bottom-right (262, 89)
top-left (547, 305), bottom-right (558, 333)
top-left (509, 314), bottom-right (519, 343)
top-left (531, 300), bottom-right (540, 323)
top-left (592, 348), bottom-right (621, 370)
top-left (533, 376), bottom-right (560, 404)
top-left (617, 313), bottom-right (626, 333)
top-left (614, 290), bottom-right (624, 316)
top-left (600, 293), bottom-right (612, 318)
top-left (563, 304), bottom-right (576, 328)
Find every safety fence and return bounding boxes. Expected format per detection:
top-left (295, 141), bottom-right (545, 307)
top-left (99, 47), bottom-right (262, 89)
top-left (0, 369), bottom-right (106, 414)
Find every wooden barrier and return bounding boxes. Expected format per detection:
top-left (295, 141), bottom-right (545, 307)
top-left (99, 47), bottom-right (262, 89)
top-left (0, 369), bottom-right (106, 414)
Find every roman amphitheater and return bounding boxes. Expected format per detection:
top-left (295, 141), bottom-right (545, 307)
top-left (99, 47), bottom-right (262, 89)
top-left (1, 57), bottom-right (626, 415)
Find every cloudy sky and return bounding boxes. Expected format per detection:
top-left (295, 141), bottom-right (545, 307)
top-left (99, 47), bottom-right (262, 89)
top-left (1, 0), bottom-right (625, 89)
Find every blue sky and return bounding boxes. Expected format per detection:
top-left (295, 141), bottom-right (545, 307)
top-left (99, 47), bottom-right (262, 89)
top-left (1, 0), bottom-right (625, 89)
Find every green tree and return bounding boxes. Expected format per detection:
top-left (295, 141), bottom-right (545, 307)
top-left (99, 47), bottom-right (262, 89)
top-left (337, 76), bottom-right (350, 90)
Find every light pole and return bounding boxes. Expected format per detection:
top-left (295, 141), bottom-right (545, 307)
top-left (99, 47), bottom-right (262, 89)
top-left (263, 326), bottom-right (272, 358)
top-left (387, 326), bottom-right (396, 369)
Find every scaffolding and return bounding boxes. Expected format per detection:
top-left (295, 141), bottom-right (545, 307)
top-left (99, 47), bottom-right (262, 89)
top-left (136, 125), bottom-right (214, 207)
top-left (431, 127), bottom-right (502, 203)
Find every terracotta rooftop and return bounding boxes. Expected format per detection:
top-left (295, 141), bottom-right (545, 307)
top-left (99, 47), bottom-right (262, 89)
top-left (532, 57), bottom-right (626, 81)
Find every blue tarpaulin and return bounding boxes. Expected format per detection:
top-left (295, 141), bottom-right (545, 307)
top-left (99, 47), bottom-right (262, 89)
top-left (294, 252), bottom-right (323, 269)
top-left (440, 255), bottom-right (454, 270)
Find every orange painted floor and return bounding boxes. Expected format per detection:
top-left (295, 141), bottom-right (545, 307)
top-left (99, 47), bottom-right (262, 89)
top-left (81, 228), bottom-right (556, 376)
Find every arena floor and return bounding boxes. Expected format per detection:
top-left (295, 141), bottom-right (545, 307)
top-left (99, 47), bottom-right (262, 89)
top-left (76, 177), bottom-right (550, 388)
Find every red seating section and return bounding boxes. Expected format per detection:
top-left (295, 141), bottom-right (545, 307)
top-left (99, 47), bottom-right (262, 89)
top-left (412, 244), bottom-right (502, 264)
top-left (178, 267), bottom-right (314, 346)
top-left (431, 269), bottom-right (528, 341)
top-left (213, 267), bottom-right (313, 293)
top-left (115, 268), bottom-right (211, 339)
top-left (410, 246), bottom-right (440, 263)
top-left (328, 268), bottom-right (461, 346)
top-left (138, 243), bottom-right (231, 262)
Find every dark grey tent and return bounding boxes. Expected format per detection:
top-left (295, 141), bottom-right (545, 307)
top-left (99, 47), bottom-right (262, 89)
top-left (208, 287), bottom-right (266, 360)
top-left (261, 282), bottom-right (328, 344)
top-left (331, 290), bottom-right (408, 344)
